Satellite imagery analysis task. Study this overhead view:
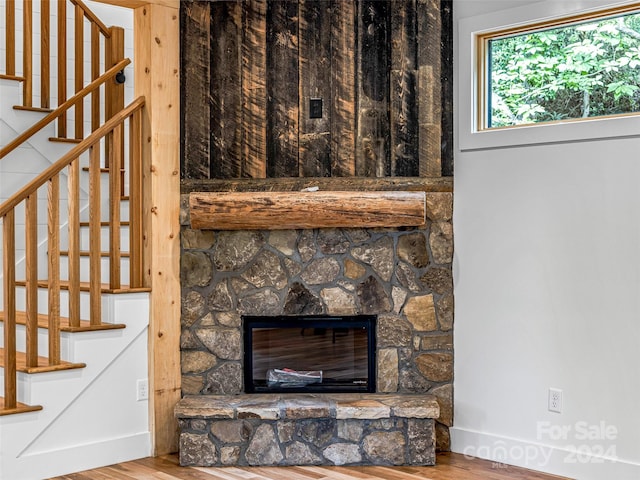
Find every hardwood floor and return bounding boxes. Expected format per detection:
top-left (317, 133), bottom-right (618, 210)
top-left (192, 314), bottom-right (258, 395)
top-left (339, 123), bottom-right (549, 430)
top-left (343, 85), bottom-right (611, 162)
top-left (50, 453), bottom-right (572, 480)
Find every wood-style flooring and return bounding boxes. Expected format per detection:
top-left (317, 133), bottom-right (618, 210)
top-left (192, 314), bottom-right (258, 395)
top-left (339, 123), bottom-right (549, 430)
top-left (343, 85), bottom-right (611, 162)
top-left (50, 452), bottom-right (572, 480)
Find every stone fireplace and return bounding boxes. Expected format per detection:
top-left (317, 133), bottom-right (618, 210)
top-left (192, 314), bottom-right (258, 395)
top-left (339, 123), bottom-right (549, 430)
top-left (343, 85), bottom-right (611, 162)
top-left (243, 314), bottom-right (377, 393)
top-left (177, 191), bottom-right (454, 464)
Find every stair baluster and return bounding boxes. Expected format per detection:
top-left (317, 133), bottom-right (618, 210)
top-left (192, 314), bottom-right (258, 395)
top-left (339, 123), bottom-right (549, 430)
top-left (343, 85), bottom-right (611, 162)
top-left (0, 98), bottom-right (148, 414)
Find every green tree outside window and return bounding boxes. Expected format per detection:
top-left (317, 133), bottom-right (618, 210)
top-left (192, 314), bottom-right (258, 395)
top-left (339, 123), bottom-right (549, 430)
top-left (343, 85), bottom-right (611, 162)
top-left (488, 11), bottom-right (640, 128)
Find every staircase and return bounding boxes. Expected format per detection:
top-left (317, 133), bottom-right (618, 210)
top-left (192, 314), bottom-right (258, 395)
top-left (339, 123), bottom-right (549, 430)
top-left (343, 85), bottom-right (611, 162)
top-left (0, 1), bottom-right (152, 478)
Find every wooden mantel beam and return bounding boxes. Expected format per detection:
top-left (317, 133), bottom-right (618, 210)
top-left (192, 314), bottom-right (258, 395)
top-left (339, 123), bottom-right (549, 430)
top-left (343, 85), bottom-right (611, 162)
top-left (189, 191), bottom-right (426, 230)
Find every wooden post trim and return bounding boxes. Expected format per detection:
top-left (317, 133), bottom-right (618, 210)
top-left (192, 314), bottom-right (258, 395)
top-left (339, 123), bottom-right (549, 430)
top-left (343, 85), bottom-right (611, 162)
top-left (134, 1), bottom-right (181, 455)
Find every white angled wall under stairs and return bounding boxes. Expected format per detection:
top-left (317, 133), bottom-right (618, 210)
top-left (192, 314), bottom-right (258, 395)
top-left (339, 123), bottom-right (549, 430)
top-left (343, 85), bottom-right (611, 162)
top-left (0, 292), bottom-right (151, 480)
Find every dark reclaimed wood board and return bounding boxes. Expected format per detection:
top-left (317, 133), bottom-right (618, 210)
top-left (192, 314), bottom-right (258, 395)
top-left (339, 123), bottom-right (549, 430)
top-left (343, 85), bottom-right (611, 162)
top-left (241, 0), bottom-right (268, 178)
top-left (299, 0), bottom-right (332, 177)
top-left (390, 0), bottom-right (419, 177)
top-left (417, 0), bottom-right (442, 177)
top-left (210, 0), bottom-right (243, 179)
top-left (180, 1), bottom-right (210, 179)
top-left (180, 0), bottom-right (453, 180)
top-left (330, 0), bottom-right (357, 177)
top-left (356, 0), bottom-right (391, 177)
top-left (267, 0), bottom-right (299, 177)
top-left (440, 0), bottom-right (454, 176)
top-left (189, 190), bottom-right (427, 230)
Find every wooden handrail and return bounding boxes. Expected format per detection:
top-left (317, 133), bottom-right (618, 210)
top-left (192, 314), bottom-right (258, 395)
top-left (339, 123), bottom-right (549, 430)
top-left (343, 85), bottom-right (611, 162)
top-left (70, 0), bottom-right (111, 36)
top-left (3, 0), bottom-right (125, 140)
top-left (1, 97), bottom-right (147, 410)
top-left (0, 58), bottom-right (131, 160)
top-left (0, 97), bottom-right (144, 217)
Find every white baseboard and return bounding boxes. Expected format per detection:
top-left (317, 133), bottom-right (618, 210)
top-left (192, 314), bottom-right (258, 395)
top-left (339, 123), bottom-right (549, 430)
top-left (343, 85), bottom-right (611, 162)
top-left (4, 432), bottom-right (151, 480)
top-left (450, 427), bottom-right (640, 480)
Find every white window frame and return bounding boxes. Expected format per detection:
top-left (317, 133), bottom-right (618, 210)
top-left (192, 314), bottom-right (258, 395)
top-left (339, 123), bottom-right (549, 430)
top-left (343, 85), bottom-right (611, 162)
top-left (458, 0), bottom-right (640, 151)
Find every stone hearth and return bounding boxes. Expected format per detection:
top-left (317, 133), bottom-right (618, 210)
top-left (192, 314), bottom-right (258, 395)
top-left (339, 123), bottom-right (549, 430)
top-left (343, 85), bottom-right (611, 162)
top-left (178, 191), bottom-right (454, 463)
top-left (176, 393), bottom-right (439, 466)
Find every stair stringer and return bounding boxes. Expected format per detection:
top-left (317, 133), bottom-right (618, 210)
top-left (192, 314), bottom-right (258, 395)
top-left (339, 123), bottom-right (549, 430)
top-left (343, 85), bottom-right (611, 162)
top-left (0, 292), bottom-right (151, 480)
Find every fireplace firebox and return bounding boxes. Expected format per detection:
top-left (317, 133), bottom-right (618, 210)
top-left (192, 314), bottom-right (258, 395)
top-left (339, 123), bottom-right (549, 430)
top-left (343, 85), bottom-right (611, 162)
top-left (243, 315), bottom-right (376, 393)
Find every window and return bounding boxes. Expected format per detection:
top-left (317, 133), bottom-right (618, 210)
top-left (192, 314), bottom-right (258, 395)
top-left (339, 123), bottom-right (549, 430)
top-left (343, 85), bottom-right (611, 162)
top-left (478, 5), bottom-right (640, 130)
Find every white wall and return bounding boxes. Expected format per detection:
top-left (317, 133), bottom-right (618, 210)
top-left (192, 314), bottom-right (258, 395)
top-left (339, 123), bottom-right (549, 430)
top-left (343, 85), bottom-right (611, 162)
top-left (453, 1), bottom-right (640, 479)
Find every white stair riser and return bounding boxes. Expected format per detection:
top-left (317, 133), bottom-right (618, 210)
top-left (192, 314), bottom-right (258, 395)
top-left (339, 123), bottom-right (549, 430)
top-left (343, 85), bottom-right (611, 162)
top-left (79, 225), bottom-right (131, 251)
top-left (79, 198), bottom-right (131, 224)
top-left (0, 322), bottom-right (71, 360)
top-left (59, 255), bottom-right (131, 285)
top-left (15, 287), bottom-right (112, 320)
top-left (0, 370), bottom-right (32, 403)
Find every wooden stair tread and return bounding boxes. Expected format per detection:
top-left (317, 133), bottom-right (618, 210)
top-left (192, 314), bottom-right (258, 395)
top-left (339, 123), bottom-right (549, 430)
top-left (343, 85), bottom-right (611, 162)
top-left (60, 250), bottom-right (131, 258)
top-left (15, 279), bottom-right (150, 294)
top-left (0, 398), bottom-right (42, 416)
top-left (49, 137), bottom-right (82, 144)
top-left (0, 348), bottom-right (85, 374)
top-left (14, 105), bottom-right (54, 113)
top-left (0, 311), bottom-right (125, 333)
top-left (0, 74), bottom-right (25, 82)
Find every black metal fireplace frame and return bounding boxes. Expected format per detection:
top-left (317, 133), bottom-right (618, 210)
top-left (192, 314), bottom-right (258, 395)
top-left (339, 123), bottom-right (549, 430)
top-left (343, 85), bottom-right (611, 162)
top-left (243, 315), bottom-right (377, 394)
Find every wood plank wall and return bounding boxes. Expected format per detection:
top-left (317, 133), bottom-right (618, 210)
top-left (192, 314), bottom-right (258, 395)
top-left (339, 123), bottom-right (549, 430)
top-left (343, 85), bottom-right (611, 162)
top-left (180, 0), bottom-right (453, 180)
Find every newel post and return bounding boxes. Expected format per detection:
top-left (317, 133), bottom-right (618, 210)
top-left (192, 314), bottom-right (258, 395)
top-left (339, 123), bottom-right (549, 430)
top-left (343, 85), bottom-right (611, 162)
top-left (106, 26), bottom-right (125, 169)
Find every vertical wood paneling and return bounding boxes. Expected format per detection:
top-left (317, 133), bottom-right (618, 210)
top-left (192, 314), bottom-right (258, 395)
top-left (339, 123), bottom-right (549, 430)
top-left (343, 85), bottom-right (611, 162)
top-left (182, 0), bottom-right (451, 180)
top-left (210, 1), bottom-right (243, 179)
top-left (298, 0), bottom-right (330, 177)
top-left (356, 0), bottom-right (390, 177)
top-left (241, 0), bottom-right (268, 178)
top-left (41, 0), bottom-right (50, 108)
top-left (390, 0), bottom-right (419, 177)
top-left (330, 0), bottom-right (357, 177)
top-left (3, 211), bottom-right (17, 409)
top-left (440, 0), bottom-right (453, 176)
top-left (267, 0), bottom-right (299, 177)
top-left (181, 1), bottom-right (210, 179)
top-left (417, 0), bottom-right (442, 177)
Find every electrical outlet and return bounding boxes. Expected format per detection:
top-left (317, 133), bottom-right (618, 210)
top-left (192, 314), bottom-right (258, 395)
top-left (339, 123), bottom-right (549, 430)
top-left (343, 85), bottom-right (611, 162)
top-left (548, 388), bottom-right (563, 413)
top-left (137, 379), bottom-right (149, 401)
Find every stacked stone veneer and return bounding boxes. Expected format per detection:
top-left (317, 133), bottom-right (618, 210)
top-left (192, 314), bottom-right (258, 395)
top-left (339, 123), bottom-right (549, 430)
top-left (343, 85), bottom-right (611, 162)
top-left (179, 191), bottom-right (454, 454)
